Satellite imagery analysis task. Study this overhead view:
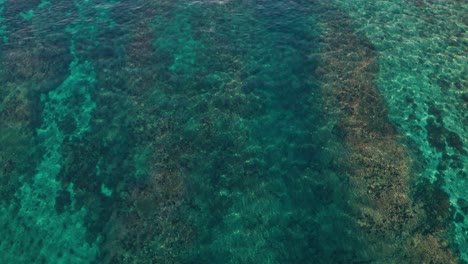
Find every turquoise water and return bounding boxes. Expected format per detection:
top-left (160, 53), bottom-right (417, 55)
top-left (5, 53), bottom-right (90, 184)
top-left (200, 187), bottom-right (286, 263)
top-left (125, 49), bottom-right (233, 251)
top-left (0, 0), bottom-right (466, 263)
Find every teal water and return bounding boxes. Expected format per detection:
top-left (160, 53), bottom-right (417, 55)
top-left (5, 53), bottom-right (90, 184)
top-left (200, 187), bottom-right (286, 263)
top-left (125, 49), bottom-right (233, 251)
top-left (0, 0), bottom-right (466, 263)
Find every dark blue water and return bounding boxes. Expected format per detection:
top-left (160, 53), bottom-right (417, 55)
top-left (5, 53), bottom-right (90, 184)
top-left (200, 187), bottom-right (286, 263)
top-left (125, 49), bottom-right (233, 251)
top-left (0, 0), bottom-right (466, 263)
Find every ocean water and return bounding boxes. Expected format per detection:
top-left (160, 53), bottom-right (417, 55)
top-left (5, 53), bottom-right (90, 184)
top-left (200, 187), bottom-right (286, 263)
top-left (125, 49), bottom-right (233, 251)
top-left (0, 0), bottom-right (466, 263)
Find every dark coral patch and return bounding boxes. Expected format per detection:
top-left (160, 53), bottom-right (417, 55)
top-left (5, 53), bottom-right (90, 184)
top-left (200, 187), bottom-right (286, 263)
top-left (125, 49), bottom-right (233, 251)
top-left (446, 131), bottom-right (465, 154)
top-left (55, 189), bottom-right (71, 214)
top-left (413, 178), bottom-right (453, 234)
top-left (426, 117), bottom-right (446, 151)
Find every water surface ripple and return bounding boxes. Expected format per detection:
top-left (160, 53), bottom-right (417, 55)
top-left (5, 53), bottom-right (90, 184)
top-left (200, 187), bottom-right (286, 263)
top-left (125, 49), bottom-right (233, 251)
top-left (0, 0), bottom-right (465, 263)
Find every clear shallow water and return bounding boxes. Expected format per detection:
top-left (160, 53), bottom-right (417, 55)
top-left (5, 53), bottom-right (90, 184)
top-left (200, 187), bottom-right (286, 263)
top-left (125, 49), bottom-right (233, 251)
top-left (0, 0), bottom-right (466, 263)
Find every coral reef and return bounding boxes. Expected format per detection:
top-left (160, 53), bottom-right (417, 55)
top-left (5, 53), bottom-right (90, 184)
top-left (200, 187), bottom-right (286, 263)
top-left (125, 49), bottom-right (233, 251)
top-left (315, 3), bottom-right (459, 262)
top-left (0, 0), bottom-right (463, 263)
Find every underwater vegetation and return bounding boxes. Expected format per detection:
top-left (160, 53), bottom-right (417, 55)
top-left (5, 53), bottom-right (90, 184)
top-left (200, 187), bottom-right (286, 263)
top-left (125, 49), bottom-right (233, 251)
top-left (0, 0), bottom-right (466, 263)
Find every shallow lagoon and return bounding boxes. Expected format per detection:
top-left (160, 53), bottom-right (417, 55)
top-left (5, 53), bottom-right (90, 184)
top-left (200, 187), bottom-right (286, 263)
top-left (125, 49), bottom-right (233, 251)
top-left (0, 0), bottom-right (466, 263)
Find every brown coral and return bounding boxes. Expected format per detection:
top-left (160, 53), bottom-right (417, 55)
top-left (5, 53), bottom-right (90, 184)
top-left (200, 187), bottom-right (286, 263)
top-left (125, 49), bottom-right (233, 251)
top-left (315, 5), bottom-right (458, 263)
